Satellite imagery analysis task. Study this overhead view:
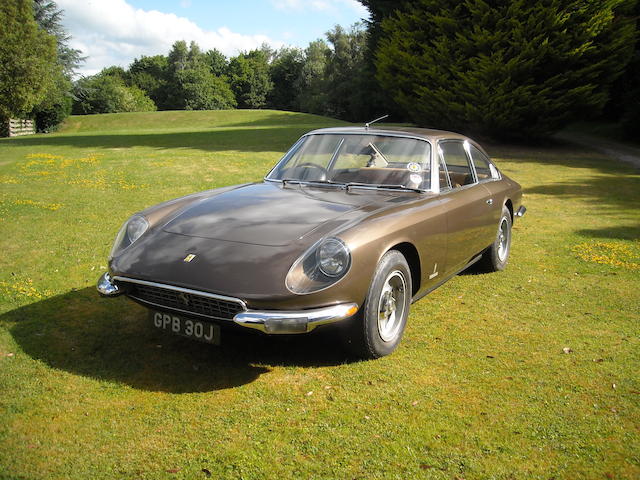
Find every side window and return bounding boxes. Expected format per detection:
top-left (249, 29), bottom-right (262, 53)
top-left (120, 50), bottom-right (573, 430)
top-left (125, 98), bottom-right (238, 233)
top-left (439, 141), bottom-right (475, 188)
top-left (468, 144), bottom-right (498, 181)
top-left (438, 155), bottom-right (451, 190)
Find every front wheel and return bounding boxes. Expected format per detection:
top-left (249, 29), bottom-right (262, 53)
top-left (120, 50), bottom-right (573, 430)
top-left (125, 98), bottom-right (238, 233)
top-left (477, 205), bottom-right (512, 272)
top-left (344, 250), bottom-right (412, 359)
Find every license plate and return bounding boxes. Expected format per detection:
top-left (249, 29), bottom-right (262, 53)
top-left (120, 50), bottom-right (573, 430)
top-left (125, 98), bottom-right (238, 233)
top-left (151, 311), bottom-right (220, 345)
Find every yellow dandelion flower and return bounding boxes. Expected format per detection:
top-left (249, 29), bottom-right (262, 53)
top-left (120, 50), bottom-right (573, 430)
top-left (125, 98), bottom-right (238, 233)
top-left (26, 153), bottom-right (63, 160)
top-left (13, 199), bottom-right (63, 211)
top-left (572, 241), bottom-right (640, 270)
top-left (0, 176), bottom-right (20, 184)
top-left (0, 278), bottom-right (52, 300)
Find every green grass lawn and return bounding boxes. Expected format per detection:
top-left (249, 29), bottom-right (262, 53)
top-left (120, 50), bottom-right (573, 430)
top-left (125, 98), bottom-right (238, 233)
top-left (1, 110), bottom-right (638, 479)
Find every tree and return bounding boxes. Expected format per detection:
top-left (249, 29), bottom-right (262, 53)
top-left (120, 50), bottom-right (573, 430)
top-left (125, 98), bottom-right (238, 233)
top-left (0, 0), bottom-right (57, 119)
top-left (297, 40), bottom-right (330, 115)
top-left (128, 55), bottom-right (170, 109)
top-left (268, 47), bottom-right (305, 111)
top-left (375, 0), bottom-right (637, 139)
top-left (30, 0), bottom-right (82, 131)
top-left (33, 69), bottom-right (72, 132)
top-left (32, 0), bottom-right (83, 76)
top-left (228, 49), bottom-right (273, 109)
top-left (100, 65), bottom-right (128, 80)
top-left (204, 49), bottom-right (228, 77)
top-left (162, 41), bottom-right (236, 111)
top-left (357, 0), bottom-right (413, 49)
top-left (602, 0), bottom-right (639, 138)
top-left (73, 72), bottom-right (155, 114)
top-left (178, 65), bottom-right (236, 110)
top-left (324, 23), bottom-right (379, 121)
top-left (167, 40), bottom-right (190, 74)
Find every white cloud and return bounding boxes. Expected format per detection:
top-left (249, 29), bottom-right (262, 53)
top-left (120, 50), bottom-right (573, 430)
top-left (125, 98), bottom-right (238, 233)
top-left (58, 0), bottom-right (282, 76)
top-left (272, 0), bottom-right (368, 17)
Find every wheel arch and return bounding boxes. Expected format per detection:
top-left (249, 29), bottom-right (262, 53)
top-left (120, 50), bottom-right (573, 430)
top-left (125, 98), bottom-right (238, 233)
top-left (504, 198), bottom-right (514, 221)
top-left (387, 242), bottom-right (421, 296)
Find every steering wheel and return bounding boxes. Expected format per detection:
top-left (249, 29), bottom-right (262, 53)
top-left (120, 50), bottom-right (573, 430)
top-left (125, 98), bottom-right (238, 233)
top-left (294, 163), bottom-right (328, 181)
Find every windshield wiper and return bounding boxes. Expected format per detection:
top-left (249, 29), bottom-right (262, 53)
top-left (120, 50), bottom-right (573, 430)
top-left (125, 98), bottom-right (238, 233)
top-left (303, 179), bottom-right (341, 187)
top-left (281, 178), bottom-right (341, 188)
top-left (281, 178), bottom-right (303, 187)
top-left (345, 182), bottom-right (424, 193)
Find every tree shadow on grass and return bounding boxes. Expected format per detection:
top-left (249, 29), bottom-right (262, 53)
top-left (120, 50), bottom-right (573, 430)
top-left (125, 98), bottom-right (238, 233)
top-left (487, 138), bottom-right (640, 176)
top-left (1, 127), bottom-right (311, 154)
top-left (4, 287), bottom-right (357, 394)
top-left (524, 174), bottom-right (640, 213)
top-left (575, 225), bottom-right (640, 241)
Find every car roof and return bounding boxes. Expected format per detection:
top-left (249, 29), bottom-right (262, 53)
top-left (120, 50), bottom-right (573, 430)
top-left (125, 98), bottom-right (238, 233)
top-left (305, 126), bottom-right (470, 143)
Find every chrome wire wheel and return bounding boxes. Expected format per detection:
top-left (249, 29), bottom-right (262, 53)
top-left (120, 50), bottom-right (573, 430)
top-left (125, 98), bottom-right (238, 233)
top-left (377, 270), bottom-right (407, 342)
top-left (497, 217), bottom-right (510, 262)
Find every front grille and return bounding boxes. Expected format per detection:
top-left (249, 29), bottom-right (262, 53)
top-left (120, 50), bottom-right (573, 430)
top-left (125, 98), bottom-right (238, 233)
top-left (122, 281), bottom-right (245, 320)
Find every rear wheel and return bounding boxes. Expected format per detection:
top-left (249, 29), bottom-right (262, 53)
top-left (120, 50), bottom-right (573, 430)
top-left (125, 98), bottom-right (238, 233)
top-left (344, 250), bottom-right (412, 359)
top-left (477, 205), bottom-right (512, 272)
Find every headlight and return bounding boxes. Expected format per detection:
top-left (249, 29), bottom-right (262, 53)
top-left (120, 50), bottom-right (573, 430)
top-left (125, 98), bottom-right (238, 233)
top-left (317, 238), bottom-right (350, 277)
top-left (109, 214), bottom-right (149, 259)
top-left (286, 237), bottom-right (351, 294)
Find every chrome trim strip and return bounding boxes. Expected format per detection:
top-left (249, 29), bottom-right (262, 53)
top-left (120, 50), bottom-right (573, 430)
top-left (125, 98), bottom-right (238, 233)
top-left (344, 184), bottom-right (427, 193)
top-left (128, 295), bottom-right (236, 322)
top-left (234, 302), bottom-right (359, 334)
top-left (301, 131), bottom-right (434, 144)
top-left (112, 276), bottom-right (248, 310)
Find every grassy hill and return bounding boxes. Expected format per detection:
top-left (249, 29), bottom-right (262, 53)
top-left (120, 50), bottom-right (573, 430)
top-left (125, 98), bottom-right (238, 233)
top-left (0, 110), bottom-right (639, 479)
top-left (59, 109), bottom-right (349, 134)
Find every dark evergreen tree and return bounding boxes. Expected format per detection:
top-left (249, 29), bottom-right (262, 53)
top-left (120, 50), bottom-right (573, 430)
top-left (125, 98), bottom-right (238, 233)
top-left (375, 0), bottom-right (637, 139)
top-left (602, 0), bottom-right (639, 138)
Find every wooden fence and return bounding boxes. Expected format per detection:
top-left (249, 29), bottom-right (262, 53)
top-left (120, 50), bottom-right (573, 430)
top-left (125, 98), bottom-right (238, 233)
top-left (1, 118), bottom-right (35, 137)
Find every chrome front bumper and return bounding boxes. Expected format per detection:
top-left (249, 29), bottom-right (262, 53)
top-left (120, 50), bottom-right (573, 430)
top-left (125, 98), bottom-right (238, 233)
top-left (97, 272), bottom-right (122, 296)
top-left (233, 303), bottom-right (359, 334)
top-left (96, 272), bottom-right (359, 334)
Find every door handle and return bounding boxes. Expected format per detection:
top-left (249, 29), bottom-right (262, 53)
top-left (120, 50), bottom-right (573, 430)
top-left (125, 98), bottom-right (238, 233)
top-left (486, 199), bottom-right (493, 205)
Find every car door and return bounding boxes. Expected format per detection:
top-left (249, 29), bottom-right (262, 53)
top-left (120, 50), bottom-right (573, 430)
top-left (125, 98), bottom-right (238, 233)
top-left (466, 142), bottom-right (503, 227)
top-left (438, 140), bottom-right (497, 274)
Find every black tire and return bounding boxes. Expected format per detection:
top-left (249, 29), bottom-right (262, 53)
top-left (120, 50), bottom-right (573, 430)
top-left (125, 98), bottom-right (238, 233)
top-left (477, 205), bottom-right (512, 272)
top-left (343, 250), bottom-right (412, 359)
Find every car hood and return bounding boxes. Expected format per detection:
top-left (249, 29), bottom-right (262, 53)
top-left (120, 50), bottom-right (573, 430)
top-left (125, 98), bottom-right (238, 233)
top-left (162, 182), bottom-right (376, 246)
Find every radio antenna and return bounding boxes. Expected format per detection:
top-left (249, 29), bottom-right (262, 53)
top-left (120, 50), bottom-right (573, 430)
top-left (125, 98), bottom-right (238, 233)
top-left (365, 114), bottom-right (389, 130)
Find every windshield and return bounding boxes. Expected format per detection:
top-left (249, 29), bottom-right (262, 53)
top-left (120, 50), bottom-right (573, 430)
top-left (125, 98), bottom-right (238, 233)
top-left (267, 134), bottom-right (432, 191)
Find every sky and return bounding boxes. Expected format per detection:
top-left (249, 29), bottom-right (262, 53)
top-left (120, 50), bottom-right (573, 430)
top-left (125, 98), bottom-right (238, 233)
top-left (56, 0), bottom-right (370, 76)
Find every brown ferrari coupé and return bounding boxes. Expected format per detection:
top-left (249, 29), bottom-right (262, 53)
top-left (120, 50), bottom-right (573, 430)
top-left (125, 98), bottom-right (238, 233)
top-left (98, 126), bottom-right (525, 358)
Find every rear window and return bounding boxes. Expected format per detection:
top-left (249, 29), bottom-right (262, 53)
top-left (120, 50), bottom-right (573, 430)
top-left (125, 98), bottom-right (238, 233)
top-left (468, 144), bottom-right (499, 181)
top-left (439, 141), bottom-right (475, 188)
